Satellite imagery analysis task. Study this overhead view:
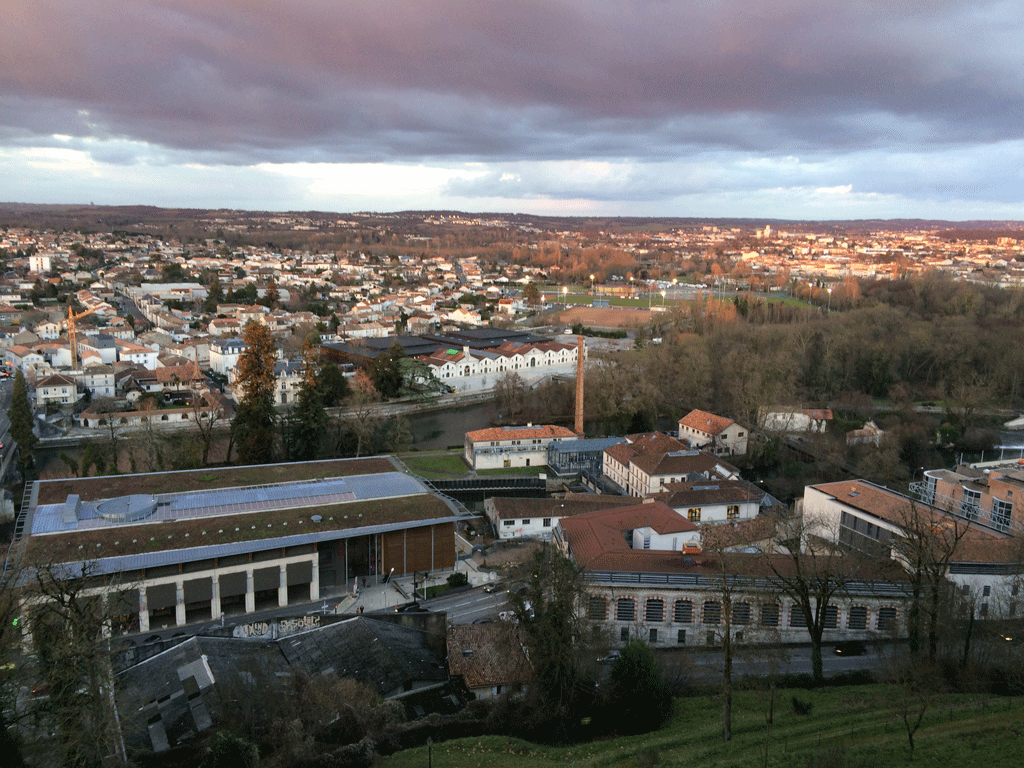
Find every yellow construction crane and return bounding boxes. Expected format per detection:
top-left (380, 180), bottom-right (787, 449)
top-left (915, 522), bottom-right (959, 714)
top-left (62, 305), bottom-right (98, 369)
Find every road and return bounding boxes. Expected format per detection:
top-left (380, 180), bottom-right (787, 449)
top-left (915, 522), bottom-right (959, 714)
top-left (420, 585), bottom-right (512, 624)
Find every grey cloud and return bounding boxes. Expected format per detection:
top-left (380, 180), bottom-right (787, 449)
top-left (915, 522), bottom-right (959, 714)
top-left (2, 0), bottom-right (1023, 165)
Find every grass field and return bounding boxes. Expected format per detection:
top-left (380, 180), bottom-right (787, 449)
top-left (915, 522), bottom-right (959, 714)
top-left (399, 450), bottom-right (469, 478)
top-left (381, 685), bottom-right (1024, 768)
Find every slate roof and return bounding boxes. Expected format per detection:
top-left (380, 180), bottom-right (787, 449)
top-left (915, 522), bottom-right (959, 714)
top-left (280, 617), bottom-right (448, 697)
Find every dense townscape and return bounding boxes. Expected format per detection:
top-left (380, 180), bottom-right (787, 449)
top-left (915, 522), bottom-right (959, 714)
top-left (2, 207), bottom-right (1024, 767)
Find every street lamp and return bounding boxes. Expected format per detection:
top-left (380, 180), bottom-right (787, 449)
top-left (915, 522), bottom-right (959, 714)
top-left (661, 289), bottom-right (666, 305)
top-left (827, 287), bottom-right (833, 312)
top-left (562, 285), bottom-right (568, 305)
top-left (589, 274), bottom-right (596, 295)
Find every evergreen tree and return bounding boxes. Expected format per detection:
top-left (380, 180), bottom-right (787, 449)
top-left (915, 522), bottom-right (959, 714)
top-left (231, 321), bottom-right (278, 465)
top-left (203, 276), bottom-right (224, 314)
top-left (601, 641), bottom-right (674, 736)
top-left (287, 333), bottom-right (328, 461)
top-left (7, 370), bottom-right (37, 473)
top-left (367, 341), bottom-right (405, 399)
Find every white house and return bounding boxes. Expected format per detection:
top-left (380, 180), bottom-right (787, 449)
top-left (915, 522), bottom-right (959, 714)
top-left (677, 409), bottom-right (748, 456)
top-left (210, 338), bottom-right (246, 376)
top-left (36, 373), bottom-right (79, 406)
top-left (464, 424), bottom-right (578, 471)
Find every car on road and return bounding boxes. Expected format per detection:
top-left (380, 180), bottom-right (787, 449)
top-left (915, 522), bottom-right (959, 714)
top-left (598, 650), bottom-right (622, 664)
top-left (833, 641), bottom-right (867, 656)
top-left (483, 582), bottom-right (502, 593)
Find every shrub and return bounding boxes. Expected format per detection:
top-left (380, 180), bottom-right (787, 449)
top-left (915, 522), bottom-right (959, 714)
top-left (446, 571), bottom-right (469, 588)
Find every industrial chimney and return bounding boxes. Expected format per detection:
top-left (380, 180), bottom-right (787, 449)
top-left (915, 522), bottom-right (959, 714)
top-left (574, 335), bottom-right (585, 436)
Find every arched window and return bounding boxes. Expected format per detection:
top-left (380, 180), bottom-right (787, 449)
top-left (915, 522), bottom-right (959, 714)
top-left (616, 598), bottom-right (636, 622)
top-left (703, 601), bottom-right (721, 625)
top-left (673, 600), bottom-right (693, 623)
top-left (645, 598), bottom-right (664, 622)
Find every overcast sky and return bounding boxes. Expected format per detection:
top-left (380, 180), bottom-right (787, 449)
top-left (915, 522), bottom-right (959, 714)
top-left (2, 1), bottom-right (1023, 220)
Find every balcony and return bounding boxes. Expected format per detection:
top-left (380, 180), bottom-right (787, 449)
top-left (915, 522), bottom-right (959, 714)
top-left (908, 481), bottom-right (1011, 534)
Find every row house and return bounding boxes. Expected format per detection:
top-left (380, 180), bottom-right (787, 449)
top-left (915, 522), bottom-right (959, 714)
top-left (652, 479), bottom-right (769, 525)
top-left (603, 432), bottom-right (740, 497)
top-left (555, 502), bottom-right (908, 649)
top-left (76, 365), bottom-right (116, 398)
top-left (114, 339), bottom-right (160, 368)
top-left (415, 340), bottom-right (578, 389)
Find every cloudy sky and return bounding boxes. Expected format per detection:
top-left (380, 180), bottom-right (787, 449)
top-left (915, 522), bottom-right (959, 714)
top-left (2, 1), bottom-right (1023, 219)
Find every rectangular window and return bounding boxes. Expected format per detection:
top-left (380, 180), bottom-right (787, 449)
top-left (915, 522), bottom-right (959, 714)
top-left (980, 603), bottom-right (989, 618)
top-left (961, 488), bottom-right (981, 520)
top-left (789, 606), bottom-right (808, 628)
top-left (760, 603), bottom-right (780, 627)
top-left (588, 597), bottom-right (607, 621)
top-left (688, 508), bottom-right (701, 522)
top-left (543, 518), bottom-right (551, 527)
top-left (674, 600), bottom-right (693, 624)
top-left (732, 602), bottom-right (751, 625)
top-left (992, 499), bottom-right (1012, 528)
top-left (503, 459), bottom-right (511, 468)
top-left (677, 629), bottom-right (687, 644)
top-left (727, 505), bottom-right (740, 519)
top-left (521, 519), bottom-right (530, 526)
top-left (983, 585), bottom-right (991, 597)
top-left (620, 627), bottom-right (630, 642)
top-left (502, 520), bottom-right (514, 527)
top-left (848, 605), bottom-right (867, 630)
top-left (649, 628), bottom-right (658, 643)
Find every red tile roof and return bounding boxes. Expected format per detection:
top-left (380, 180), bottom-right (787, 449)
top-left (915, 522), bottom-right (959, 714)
top-left (678, 409), bottom-right (734, 436)
top-left (466, 424), bottom-right (576, 443)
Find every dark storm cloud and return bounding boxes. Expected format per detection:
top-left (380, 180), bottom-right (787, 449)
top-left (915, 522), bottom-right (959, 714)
top-left (2, 0), bottom-right (1022, 166)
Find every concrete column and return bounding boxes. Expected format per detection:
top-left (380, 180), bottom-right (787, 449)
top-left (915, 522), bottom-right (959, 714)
top-left (138, 586), bottom-right (150, 633)
top-left (210, 575), bottom-right (221, 622)
top-left (278, 564), bottom-right (288, 608)
top-left (245, 569), bottom-right (255, 614)
top-left (309, 557), bottom-right (320, 602)
top-left (174, 581), bottom-right (186, 627)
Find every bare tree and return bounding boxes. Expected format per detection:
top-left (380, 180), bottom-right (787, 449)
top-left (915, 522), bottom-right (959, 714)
top-left (762, 510), bottom-right (865, 684)
top-left (24, 561), bottom-right (131, 767)
top-left (191, 386), bottom-right (226, 466)
top-left (888, 499), bottom-right (972, 660)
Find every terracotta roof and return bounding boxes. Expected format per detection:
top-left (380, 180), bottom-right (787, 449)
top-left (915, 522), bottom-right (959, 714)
top-left (487, 495), bottom-right (639, 521)
top-left (678, 409), bottom-right (735, 436)
top-left (466, 424), bottom-right (576, 443)
top-left (655, 479), bottom-right (766, 507)
top-left (558, 501), bottom-right (699, 570)
top-left (446, 624), bottom-right (531, 690)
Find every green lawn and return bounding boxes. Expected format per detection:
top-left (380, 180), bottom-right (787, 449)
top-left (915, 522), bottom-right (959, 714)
top-left (399, 450), bottom-right (469, 478)
top-left (475, 466), bottom-right (547, 477)
top-left (381, 685), bottom-right (1024, 768)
